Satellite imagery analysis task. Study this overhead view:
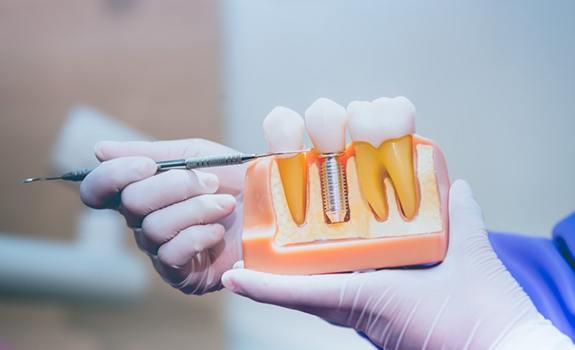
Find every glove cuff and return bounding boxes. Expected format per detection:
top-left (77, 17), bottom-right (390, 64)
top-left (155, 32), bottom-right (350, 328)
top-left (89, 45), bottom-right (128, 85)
top-left (496, 318), bottom-right (574, 350)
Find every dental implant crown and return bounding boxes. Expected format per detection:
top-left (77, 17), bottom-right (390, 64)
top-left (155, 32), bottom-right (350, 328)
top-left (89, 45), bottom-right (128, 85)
top-left (305, 98), bottom-right (351, 224)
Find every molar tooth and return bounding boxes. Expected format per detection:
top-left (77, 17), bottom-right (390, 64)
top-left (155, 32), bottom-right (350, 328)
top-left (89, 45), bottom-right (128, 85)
top-left (263, 106), bottom-right (307, 225)
top-left (347, 96), bottom-right (418, 220)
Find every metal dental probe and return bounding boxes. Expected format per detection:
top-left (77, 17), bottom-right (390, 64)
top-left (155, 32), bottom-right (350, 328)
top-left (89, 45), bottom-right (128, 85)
top-left (22, 150), bottom-right (307, 184)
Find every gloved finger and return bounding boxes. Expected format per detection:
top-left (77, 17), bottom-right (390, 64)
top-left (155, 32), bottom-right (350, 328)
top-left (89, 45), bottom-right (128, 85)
top-left (221, 268), bottom-right (372, 312)
top-left (95, 139), bottom-right (237, 162)
top-left (133, 228), bottom-right (155, 254)
top-left (446, 179), bottom-right (488, 259)
top-left (157, 223), bottom-right (225, 268)
top-left (121, 169), bottom-right (219, 218)
top-left (141, 194), bottom-right (236, 250)
top-left (151, 249), bottom-right (221, 295)
top-left (80, 156), bottom-right (157, 209)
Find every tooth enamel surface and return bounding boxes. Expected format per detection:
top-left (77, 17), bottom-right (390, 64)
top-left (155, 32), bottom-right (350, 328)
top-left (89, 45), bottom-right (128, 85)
top-left (304, 98), bottom-right (347, 153)
top-left (263, 106), bottom-right (305, 153)
top-left (347, 97), bottom-right (415, 145)
top-left (347, 97), bottom-right (419, 220)
top-left (262, 107), bottom-right (307, 225)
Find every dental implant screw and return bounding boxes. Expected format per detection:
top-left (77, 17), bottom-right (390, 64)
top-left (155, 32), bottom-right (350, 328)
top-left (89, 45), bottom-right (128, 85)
top-left (318, 153), bottom-right (350, 224)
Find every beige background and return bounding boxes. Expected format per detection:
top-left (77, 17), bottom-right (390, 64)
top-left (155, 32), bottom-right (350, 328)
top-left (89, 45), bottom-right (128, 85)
top-left (0, 1), bottom-right (224, 349)
top-left (0, 0), bottom-right (221, 239)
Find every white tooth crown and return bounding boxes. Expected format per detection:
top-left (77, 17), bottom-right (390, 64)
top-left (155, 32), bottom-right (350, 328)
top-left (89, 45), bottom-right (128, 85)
top-left (262, 106), bottom-right (305, 153)
top-left (347, 96), bottom-right (416, 146)
top-left (304, 98), bottom-right (347, 153)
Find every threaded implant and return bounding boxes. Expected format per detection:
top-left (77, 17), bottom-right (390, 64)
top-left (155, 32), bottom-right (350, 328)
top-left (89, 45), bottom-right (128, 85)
top-left (318, 153), bottom-right (350, 224)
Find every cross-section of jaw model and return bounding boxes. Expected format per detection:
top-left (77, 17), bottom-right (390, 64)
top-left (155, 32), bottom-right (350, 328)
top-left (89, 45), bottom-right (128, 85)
top-left (242, 97), bottom-right (450, 275)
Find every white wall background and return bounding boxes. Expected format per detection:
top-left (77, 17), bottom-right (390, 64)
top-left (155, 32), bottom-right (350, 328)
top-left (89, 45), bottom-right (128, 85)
top-left (220, 1), bottom-right (575, 348)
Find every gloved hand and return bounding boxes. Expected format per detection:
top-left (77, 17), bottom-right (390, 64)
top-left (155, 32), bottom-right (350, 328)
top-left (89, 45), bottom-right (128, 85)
top-left (81, 139), bottom-right (245, 295)
top-left (222, 180), bottom-right (574, 349)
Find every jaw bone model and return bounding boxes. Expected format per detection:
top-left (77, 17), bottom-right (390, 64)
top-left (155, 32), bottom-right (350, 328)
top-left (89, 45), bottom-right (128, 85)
top-left (243, 97), bottom-right (449, 274)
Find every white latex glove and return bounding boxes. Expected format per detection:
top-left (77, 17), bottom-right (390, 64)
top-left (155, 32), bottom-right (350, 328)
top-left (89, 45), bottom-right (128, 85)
top-left (222, 180), bottom-right (574, 349)
top-left (81, 139), bottom-right (245, 294)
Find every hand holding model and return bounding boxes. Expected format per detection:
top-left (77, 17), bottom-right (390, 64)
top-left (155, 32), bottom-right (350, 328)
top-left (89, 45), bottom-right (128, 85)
top-left (79, 97), bottom-right (573, 348)
top-left (223, 180), bottom-right (573, 349)
top-left (80, 139), bottom-right (246, 294)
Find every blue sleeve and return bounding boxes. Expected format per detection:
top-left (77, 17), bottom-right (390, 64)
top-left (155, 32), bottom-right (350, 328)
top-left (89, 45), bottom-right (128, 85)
top-left (489, 212), bottom-right (575, 341)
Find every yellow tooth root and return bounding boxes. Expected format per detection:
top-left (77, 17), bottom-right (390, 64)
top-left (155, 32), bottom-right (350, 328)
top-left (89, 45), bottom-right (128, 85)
top-left (353, 142), bottom-right (388, 220)
top-left (379, 135), bottom-right (418, 220)
top-left (277, 154), bottom-right (308, 225)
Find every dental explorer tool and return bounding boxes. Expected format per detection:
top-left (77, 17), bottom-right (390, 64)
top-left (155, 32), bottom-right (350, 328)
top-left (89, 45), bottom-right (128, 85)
top-left (22, 150), bottom-right (306, 184)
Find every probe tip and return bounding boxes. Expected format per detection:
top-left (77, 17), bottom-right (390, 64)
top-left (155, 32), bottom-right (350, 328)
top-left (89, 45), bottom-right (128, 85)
top-left (22, 176), bottom-right (62, 184)
top-left (22, 177), bottom-right (42, 184)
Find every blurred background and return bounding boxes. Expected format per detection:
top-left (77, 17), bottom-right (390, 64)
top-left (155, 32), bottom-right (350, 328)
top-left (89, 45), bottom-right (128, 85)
top-left (0, 0), bottom-right (574, 349)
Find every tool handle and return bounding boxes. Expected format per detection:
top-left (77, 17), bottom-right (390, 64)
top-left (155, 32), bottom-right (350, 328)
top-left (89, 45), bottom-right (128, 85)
top-left (61, 169), bottom-right (93, 182)
top-left (184, 153), bottom-right (254, 169)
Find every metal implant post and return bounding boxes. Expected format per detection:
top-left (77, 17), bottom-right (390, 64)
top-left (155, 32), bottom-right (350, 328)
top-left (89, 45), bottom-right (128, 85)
top-left (318, 153), bottom-right (350, 224)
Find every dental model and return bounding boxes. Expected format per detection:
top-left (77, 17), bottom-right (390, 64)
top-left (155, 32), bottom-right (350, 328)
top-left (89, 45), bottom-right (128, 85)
top-left (243, 97), bottom-right (449, 274)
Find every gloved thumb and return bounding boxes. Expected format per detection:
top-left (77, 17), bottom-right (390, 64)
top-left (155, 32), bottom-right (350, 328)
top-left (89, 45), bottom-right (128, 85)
top-left (446, 179), bottom-right (488, 258)
top-left (94, 139), bottom-right (238, 162)
top-left (221, 267), bottom-right (367, 313)
top-left (95, 140), bottom-right (181, 162)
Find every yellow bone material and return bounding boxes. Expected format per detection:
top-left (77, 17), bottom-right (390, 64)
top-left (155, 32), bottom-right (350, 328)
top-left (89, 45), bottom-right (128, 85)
top-left (276, 154), bottom-right (308, 225)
